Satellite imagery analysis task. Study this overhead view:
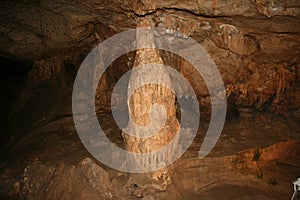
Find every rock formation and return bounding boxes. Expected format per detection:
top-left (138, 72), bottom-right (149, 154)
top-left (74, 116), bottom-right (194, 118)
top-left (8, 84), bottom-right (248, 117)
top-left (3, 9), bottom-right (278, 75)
top-left (123, 17), bottom-right (179, 188)
top-left (0, 0), bottom-right (299, 199)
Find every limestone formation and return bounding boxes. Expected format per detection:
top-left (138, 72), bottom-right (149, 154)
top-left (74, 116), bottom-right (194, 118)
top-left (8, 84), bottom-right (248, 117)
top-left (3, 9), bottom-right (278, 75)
top-left (0, 0), bottom-right (300, 199)
top-left (123, 17), bottom-right (179, 186)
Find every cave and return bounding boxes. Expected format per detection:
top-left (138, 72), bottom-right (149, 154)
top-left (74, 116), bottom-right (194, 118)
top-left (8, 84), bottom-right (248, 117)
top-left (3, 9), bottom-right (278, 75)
top-left (0, 1), bottom-right (300, 199)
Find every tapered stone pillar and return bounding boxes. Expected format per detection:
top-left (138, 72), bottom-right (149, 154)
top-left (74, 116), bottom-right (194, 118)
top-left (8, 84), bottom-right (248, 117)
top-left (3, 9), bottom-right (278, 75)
top-left (123, 17), bottom-right (179, 187)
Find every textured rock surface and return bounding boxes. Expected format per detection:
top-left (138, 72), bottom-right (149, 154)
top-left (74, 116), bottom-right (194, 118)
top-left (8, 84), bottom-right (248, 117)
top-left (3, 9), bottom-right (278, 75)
top-left (123, 17), bottom-right (178, 187)
top-left (0, 0), bottom-right (300, 199)
top-left (1, 0), bottom-right (299, 116)
top-left (20, 158), bottom-right (115, 200)
top-left (1, 112), bottom-right (299, 199)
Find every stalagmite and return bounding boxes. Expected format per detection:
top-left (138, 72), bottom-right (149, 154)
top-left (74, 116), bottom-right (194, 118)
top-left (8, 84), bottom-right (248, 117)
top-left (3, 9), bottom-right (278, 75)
top-left (123, 16), bottom-right (179, 185)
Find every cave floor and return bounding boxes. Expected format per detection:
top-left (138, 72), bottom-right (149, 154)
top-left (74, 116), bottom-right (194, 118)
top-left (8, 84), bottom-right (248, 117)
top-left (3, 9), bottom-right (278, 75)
top-left (0, 111), bottom-right (299, 199)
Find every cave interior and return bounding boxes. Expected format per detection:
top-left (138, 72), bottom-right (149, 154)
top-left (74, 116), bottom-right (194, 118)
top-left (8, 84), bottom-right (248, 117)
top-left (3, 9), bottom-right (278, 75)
top-left (0, 0), bottom-right (300, 199)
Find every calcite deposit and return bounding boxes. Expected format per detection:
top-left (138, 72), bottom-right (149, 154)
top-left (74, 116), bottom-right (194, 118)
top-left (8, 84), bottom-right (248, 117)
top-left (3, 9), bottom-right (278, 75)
top-left (123, 17), bottom-right (179, 186)
top-left (0, 0), bottom-right (299, 199)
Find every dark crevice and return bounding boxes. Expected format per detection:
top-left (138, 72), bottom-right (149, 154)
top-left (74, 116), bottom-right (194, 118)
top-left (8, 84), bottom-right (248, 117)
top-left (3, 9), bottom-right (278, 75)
top-left (127, 7), bottom-right (232, 18)
top-left (0, 57), bottom-right (31, 149)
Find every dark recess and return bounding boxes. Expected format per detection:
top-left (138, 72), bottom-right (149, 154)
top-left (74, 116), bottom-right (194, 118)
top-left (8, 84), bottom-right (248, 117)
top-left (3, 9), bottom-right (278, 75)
top-left (0, 57), bottom-right (31, 148)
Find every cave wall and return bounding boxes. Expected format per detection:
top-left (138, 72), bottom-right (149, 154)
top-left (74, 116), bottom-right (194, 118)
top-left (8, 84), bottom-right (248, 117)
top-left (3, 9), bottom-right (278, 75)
top-left (0, 0), bottom-right (299, 138)
top-left (0, 1), bottom-right (300, 199)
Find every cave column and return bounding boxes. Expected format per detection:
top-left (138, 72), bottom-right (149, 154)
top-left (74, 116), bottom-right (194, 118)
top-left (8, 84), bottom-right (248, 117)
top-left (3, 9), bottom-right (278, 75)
top-left (123, 17), bottom-right (179, 185)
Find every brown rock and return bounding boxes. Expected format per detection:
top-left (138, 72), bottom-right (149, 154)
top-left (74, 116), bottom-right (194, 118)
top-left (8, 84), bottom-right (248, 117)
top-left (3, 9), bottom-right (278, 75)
top-left (209, 23), bottom-right (258, 55)
top-left (256, 0), bottom-right (300, 17)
